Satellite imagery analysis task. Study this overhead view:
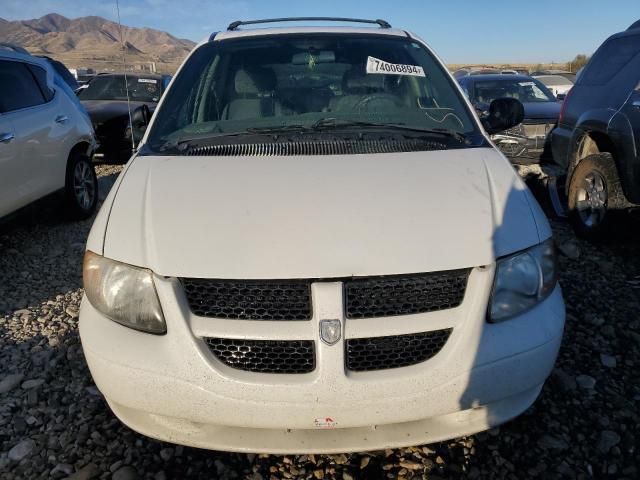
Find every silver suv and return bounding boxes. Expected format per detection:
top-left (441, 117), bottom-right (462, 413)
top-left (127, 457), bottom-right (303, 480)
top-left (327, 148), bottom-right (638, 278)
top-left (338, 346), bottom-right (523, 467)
top-left (0, 47), bottom-right (97, 220)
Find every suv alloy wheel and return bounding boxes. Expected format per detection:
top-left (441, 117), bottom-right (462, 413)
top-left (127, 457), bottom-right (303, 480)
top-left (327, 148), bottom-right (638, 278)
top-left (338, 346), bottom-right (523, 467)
top-left (567, 153), bottom-right (625, 238)
top-left (65, 152), bottom-right (98, 219)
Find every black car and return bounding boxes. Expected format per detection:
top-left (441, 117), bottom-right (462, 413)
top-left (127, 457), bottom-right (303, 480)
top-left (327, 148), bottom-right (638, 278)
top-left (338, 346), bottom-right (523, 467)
top-left (78, 73), bottom-right (171, 163)
top-left (453, 67), bottom-right (500, 79)
top-left (551, 21), bottom-right (640, 238)
top-left (458, 74), bottom-right (561, 164)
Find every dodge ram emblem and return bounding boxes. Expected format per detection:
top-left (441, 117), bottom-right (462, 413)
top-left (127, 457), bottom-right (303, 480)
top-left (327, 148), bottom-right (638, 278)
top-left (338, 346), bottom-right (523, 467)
top-left (320, 319), bottom-right (341, 345)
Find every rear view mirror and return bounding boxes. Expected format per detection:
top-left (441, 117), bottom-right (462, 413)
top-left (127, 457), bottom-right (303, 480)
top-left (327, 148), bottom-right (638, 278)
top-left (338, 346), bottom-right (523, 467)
top-left (292, 51), bottom-right (336, 65)
top-left (481, 97), bottom-right (524, 135)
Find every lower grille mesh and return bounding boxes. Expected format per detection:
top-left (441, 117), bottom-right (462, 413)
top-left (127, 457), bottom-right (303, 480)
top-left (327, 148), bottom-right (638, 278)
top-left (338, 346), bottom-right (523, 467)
top-left (346, 329), bottom-right (452, 371)
top-left (206, 338), bottom-right (315, 373)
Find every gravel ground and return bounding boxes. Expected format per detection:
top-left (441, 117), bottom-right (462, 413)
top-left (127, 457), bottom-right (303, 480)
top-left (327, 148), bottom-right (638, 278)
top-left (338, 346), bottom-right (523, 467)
top-left (1, 164), bottom-right (639, 479)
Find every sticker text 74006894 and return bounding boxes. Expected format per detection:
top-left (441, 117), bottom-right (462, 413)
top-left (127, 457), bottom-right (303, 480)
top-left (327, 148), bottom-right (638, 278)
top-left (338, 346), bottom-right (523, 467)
top-left (366, 56), bottom-right (426, 77)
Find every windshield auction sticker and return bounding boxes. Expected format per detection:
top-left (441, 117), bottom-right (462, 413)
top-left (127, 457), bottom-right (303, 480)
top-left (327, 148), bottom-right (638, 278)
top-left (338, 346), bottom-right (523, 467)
top-left (138, 78), bottom-right (157, 84)
top-left (366, 56), bottom-right (425, 77)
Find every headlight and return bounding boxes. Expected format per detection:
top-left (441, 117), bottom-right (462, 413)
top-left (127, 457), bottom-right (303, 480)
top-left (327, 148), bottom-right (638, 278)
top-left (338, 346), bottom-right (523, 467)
top-left (83, 251), bottom-right (166, 334)
top-left (489, 239), bottom-right (557, 322)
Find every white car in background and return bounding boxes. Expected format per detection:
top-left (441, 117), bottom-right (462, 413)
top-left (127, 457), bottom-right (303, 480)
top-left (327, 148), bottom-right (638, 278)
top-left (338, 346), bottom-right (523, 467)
top-left (80, 17), bottom-right (565, 454)
top-left (533, 74), bottom-right (574, 100)
top-left (0, 49), bottom-right (98, 220)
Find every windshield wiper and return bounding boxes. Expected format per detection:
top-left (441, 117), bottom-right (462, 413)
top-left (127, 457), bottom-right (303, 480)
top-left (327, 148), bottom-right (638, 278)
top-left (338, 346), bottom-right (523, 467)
top-left (160, 125), bottom-right (311, 150)
top-left (244, 120), bottom-right (467, 142)
top-left (246, 125), bottom-right (311, 134)
top-left (157, 119), bottom-right (468, 152)
top-left (158, 129), bottom-right (252, 151)
top-left (310, 118), bottom-right (468, 142)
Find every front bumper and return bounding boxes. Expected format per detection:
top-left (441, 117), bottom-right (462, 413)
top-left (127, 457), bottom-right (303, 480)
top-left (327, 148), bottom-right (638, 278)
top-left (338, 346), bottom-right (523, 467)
top-left (105, 384), bottom-right (544, 453)
top-left (91, 122), bottom-right (140, 163)
top-left (79, 266), bottom-right (565, 453)
top-left (492, 121), bottom-right (555, 164)
top-left (92, 137), bottom-right (132, 163)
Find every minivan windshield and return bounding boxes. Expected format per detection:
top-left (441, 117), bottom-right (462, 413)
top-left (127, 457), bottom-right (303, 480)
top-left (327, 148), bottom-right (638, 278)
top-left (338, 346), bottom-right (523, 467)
top-left (147, 34), bottom-right (480, 148)
top-left (471, 78), bottom-right (556, 105)
top-left (535, 75), bottom-right (573, 87)
top-left (79, 75), bottom-right (162, 102)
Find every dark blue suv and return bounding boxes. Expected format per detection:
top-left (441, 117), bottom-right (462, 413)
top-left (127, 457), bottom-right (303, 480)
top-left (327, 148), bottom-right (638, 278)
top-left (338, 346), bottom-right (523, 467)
top-left (551, 21), bottom-right (640, 238)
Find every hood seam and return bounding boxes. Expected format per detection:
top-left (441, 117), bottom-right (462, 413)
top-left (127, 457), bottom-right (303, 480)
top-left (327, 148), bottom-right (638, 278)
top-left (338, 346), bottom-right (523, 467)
top-left (479, 152), bottom-right (499, 236)
top-left (480, 151), bottom-right (543, 250)
top-left (521, 187), bottom-right (543, 243)
top-left (101, 155), bottom-right (138, 254)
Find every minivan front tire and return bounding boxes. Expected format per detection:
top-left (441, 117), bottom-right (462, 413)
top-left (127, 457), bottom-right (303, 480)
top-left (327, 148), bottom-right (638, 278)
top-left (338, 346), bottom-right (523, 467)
top-left (65, 153), bottom-right (98, 220)
top-left (567, 153), bottom-right (625, 239)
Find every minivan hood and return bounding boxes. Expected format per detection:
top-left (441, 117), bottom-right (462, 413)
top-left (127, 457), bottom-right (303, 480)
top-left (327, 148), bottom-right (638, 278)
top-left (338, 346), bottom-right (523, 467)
top-left (102, 148), bottom-right (543, 278)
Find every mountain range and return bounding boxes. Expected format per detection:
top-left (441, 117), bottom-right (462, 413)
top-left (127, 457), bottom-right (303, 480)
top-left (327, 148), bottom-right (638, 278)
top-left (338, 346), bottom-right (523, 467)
top-left (0, 13), bottom-right (196, 72)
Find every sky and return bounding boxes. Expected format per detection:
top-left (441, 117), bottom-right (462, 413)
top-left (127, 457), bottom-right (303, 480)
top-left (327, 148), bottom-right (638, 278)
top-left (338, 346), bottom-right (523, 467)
top-left (1, 0), bottom-right (636, 64)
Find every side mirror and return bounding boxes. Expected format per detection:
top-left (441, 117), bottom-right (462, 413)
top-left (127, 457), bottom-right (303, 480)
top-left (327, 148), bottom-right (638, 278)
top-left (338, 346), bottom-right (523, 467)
top-left (481, 97), bottom-right (524, 135)
top-left (131, 105), bottom-right (151, 147)
top-left (131, 104), bottom-right (151, 130)
top-left (556, 93), bottom-right (566, 101)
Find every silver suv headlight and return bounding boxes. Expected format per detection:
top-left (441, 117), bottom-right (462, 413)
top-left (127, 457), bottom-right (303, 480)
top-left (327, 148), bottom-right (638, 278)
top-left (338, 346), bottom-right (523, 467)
top-left (83, 251), bottom-right (166, 334)
top-left (489, 239), bottom-right (557, 322)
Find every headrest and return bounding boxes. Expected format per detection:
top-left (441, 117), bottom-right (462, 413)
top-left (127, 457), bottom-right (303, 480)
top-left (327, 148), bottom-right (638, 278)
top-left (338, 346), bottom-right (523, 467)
top-left (342, 67), bottom-right (386, 94)
top-left (234, 68), bottom-right (276, 95)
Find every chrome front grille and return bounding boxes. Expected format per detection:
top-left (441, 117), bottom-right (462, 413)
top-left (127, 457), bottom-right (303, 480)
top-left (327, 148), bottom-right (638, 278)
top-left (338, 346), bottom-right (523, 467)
top-left (495, 120), bottom-right (555, 160)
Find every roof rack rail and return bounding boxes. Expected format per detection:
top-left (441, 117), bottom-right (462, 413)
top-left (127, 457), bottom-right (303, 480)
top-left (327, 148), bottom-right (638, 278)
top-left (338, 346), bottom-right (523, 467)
top-left (227, 17), bottom-right (392, 31)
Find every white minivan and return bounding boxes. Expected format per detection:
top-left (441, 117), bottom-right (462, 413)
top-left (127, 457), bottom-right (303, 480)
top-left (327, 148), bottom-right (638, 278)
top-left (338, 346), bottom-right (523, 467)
top-left (80, 18), bottom-right (565, 454)
top-left (0, 49), bottom-right (97, 221)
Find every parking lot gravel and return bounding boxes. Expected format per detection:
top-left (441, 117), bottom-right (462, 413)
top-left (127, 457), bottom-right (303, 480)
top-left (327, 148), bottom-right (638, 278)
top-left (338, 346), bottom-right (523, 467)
top-left (1, 165), bottom-right (639, 479)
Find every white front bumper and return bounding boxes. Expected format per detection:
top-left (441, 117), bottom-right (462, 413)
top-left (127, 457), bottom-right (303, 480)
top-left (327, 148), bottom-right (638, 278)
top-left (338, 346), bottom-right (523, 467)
top-left (79, 266), bottom-right (565, 453)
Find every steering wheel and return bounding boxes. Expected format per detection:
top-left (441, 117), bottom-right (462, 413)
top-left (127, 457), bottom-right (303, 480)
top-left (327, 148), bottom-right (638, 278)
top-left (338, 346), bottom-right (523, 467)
top-left (353, 94), bottom-right (398, 111)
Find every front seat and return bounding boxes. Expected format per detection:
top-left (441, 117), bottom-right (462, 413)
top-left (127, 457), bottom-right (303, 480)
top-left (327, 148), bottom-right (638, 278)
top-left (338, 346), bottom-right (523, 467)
top-left (222, 68), bottom-right (282, 120)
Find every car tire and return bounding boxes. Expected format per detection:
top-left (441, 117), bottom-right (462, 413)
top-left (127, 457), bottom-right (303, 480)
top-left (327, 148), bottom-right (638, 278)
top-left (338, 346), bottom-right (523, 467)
top-left (567, 153), bottom-right (625, 239)
top-left (64, 152), bottom-right (99, 220)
